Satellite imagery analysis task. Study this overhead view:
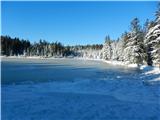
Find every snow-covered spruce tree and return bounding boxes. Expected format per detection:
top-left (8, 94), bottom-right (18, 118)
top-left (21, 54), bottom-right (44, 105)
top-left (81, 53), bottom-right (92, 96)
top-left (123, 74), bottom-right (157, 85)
top-left (145, 5), bottom-right (160, 66)
top-left (102, 35), bottom-right (112, 60)
top-left (111, 41), bottom-right (117, 60)
top-left (124, 18), bottom-right (145, 65)
top-left (110, 39), bottom-right (123, 61)
top-left (120, 32), bottom-right (130, 61)
top-left (114, 38), bottom-right (124, 61)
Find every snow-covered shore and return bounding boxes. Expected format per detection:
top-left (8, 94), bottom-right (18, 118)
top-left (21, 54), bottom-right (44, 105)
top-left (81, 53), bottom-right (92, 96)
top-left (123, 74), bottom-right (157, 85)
top-left (1, 55), bottom-right (160, 69)
top-left (140, 65), bottom-right (160, 85)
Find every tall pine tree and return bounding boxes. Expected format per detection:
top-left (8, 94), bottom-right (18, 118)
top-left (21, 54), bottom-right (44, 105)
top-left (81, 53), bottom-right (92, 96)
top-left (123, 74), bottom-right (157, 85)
top-left (145, 4), bottom-right (160, 66)
top-left (124, 18), bottom-right (145, 64)
top-left (102, 35), bottom-right (112, 60)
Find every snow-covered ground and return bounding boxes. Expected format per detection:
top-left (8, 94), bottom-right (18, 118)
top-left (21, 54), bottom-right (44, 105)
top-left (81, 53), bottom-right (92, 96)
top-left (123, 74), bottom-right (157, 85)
top-left (140, 65), bottom-right (160, 85)
top-left (1, 58), bottom-right (160, 120)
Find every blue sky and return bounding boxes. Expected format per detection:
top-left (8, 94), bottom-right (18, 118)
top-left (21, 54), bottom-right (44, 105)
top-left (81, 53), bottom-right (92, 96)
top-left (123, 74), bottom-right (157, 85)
top-left (1, 1), bottom-right (158, 45)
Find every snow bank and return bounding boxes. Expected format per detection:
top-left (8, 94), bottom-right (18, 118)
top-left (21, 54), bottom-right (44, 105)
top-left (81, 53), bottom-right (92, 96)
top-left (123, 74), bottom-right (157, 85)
top-left (140, 65), bottom-right (160, 75)
top-left (1, 56), bottom-right (66, 60)
top-left (147, 77), bottom-right (160, 85)
top-left (73, 57), bottom-right (102, 62)
top-left (74, 58), bottom-right (139, 68)
top-left (1, 55), bottom-right (42, 59)
top-left (103, 60), bottom-right (138, 68)
top-left (140, 65), bottom-right (160, 85)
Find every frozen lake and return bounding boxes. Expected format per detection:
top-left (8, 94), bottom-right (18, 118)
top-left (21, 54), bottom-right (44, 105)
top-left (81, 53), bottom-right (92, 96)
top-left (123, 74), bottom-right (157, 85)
top-left (1, 58), bottom-right (160, 120)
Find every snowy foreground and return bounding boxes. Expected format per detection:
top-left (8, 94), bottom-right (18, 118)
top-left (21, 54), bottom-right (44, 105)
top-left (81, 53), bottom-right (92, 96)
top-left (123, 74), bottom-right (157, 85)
top-left (1, 58), bottom-right (160, 120)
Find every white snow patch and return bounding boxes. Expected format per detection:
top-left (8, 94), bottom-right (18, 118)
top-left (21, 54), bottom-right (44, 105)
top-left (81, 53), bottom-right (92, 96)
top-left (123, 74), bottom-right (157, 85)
top-left (140, 65), bottom-right (160, 85)
top-left (141, 65), bottom-right (160, 75)
top-left (103, 60), bottom-right (138, 68)
top-left (150, 77), bottom-right (160, 82)
top-left (127, 64), bottom-right (138, 68)
top-left (143, 77), bottom-right (160, 85)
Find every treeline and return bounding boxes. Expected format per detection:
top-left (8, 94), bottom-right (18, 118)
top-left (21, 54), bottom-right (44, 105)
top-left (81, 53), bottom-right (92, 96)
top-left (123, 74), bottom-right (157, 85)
top-left (102, 5), bottom-right (160, 66)
top-left (1, 36), bottom-right (103, 57)
top-left (1, 4), bottom-right (160, 66)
